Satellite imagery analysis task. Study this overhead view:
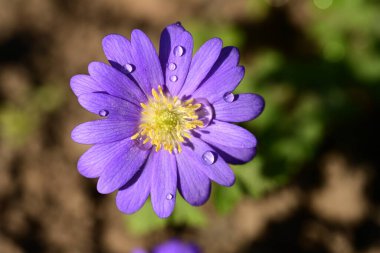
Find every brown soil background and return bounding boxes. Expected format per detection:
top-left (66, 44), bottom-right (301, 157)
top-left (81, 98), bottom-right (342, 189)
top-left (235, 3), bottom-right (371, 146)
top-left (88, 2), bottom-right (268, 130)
top-left (0, 1), bottom-right (379, 253)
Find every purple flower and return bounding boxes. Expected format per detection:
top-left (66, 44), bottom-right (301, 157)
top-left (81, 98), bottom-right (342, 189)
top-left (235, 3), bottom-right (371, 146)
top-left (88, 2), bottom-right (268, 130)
top-left (133, 239), bottom-right (201, 253)
top-left (70, 22), bottom-right (264, 218)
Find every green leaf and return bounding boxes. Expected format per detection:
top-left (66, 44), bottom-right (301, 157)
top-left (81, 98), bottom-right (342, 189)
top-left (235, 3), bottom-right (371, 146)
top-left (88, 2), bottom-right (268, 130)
top-left (213, 183), bottom-right (242, 214)
top-left (170, 196), bottom-right (207, 227)
top-left (123, 200), bottom-right (166, 235)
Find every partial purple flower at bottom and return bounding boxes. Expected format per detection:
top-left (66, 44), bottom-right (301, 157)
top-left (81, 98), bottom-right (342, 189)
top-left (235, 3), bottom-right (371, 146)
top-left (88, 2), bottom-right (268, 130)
top-left (71, 22), bottom-right (265, 218)
top-left (133, 239), bottom-right (201, 253)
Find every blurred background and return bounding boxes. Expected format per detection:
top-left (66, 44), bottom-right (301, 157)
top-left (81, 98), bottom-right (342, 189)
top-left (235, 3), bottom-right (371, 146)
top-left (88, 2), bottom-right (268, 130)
top-left (0, 0), bottom-right (379, 252)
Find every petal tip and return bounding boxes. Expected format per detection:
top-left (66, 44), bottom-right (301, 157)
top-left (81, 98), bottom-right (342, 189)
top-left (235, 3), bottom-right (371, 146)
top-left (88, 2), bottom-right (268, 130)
top-left (155, 209), bottom-right (174, 219)
top-left (224, 175), bottom-right (236, 187)
top-left (151, 196), bottom-right (175, 218)
top-left (167, 21), bottom-right (186, 31)
top-left (255, 94), bottom-right (266, 114)
top-left (71, 125), bottom-right (82, 143)
top-left (115, 193), bottom-right (133, 214)
top-left (96, 179), bottom-right (114, 195)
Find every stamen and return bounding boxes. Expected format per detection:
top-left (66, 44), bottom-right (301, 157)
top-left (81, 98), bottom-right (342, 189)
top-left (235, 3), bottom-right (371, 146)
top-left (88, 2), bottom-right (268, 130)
top-left (152, 88), bottom-right (160, 100)
top-left (131, 85), bottom-right (204, 153)
top-left (130, 133), bottom-right (140, 140)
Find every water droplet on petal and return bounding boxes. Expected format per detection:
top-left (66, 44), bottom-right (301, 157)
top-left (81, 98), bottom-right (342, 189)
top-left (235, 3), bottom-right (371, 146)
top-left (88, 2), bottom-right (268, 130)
top-left (98, 109), bottom-right (109, 117)
top-left (170, 75), bottom-right (178, 82)
top-left (223, 92), bottom-right (235, 103)
top-left (166, 193), bottom-right (174, 200)
top-left (202, 151), bottom-right (216, 165)
top-left (174, 46), bottom-right (184, 57)
top-left (124, 63), bottom-right (135, 73)
top-left (195, 98), bottom-right (214, 127)
top-left (168, 62), bottom-right (177, 71)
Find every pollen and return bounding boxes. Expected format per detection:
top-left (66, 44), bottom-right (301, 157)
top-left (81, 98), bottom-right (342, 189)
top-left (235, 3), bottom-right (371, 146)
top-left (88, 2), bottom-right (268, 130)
top-left (131, 85), bottom-right (204, 153)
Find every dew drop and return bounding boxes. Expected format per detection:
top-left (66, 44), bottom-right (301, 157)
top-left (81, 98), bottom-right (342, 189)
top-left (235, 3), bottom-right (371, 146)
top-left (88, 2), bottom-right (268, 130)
top-left (202, 151), bottom-right (216, 165)
top-left (170, 75), bottom-right (178, 82)
top-left (223, 92), bottom-right (235, 103)
top-left (196, 98), bottom-right (214, 127)
top-left (168, 62), bottom-right (177, 71)
top-left (174, 46), bottom-right (184, 57)
top-left (124, 63), bottom-right (135, 73)
top-left (98, 109), bottom-right (109, 117)
top-left (166, 193), bottom-right (174, 200)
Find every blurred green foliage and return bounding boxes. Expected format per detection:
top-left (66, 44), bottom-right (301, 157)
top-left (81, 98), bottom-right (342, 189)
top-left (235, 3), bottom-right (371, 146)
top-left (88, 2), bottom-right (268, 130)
top-left (0, 84), bottom-right (65, 148)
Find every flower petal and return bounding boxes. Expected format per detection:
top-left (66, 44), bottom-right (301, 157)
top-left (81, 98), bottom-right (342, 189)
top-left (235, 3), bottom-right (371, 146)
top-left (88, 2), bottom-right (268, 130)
top-left (97, 141), bottom-right (150, 194)
top-left (116, 151), bottom-right (153, 214)
top-left (187, 137), bottom-right (235, 186)
top-left (192, 66), bottom-right (244, 104)
top-left (176, 146), bottom-right (211, 206)
top-left (103, 34), bottom-right (154, 95)
top-left (102, 34), bottom-right (133, 70)
top-left (195, 120), bottom-right (257, 149)
top-left (159, 23), bottom-right (193, 96)
top-left (71, 119), bottom-right (138, 144)
top-left (88, 62), bottom-right (146, 105)
top-left (77, 139), bottom-right (133, 178)
top-left (196, 46), bottom-right (240, 86)
top-left (130, 29), bottom-right (164, 94)
top-left (150, 151), bottom-right (177, 218)
top-left (207, 143), bottom-right (257, 165)
top-left (70, 74), bottom-right (103, 97)
top-left (191, 46), bottom-right (244, 103)
top-left (213, 46), bottom-right (240, 69)
top-left (213, 93), bottom-right (265, 122)
top-left (78, 93), bottom-right (141, 120)
top-left (153, 240), bottom-right (200, 253)
top-left (178, 38), bottom-right (223, 98)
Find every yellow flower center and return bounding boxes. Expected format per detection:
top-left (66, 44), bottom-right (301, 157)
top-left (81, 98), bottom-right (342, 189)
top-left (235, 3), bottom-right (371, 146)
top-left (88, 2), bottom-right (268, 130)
top-left (131, 85), bottom-right (204, 153)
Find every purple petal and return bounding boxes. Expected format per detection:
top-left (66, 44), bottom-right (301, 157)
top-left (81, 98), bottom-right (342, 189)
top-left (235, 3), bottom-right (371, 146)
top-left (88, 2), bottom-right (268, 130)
top-left (77, 139), bottom-right (134, 178)
top-left (178, 38), bottom-right (223, 98)
top-left (71, 119), bottom-right (138, 144)
top-left (70, 74), bottom-right (103, 97)
top-left (132, 249), bottom-right (147, 253)
top-left (159, 23), bottom-right (193, 96)
top-left (195, 120), bottom-right (257, 149)
top-left (187, 137), bottom-right (235, 186)
top-left (196, 46), bottom-right (240, 87)
top-left (130, 29), bottom-right (164, 94)
top-left (207, 143), bottom-right (257, 165)
top-left (102, 34), bottom-right (133, 69)
top-left (191, 46), bottom-right (244, 103)
top-left (192, 66), bottom-right (244, 104)
top-left (176, 146), bottom-right (211, 206)
top-left (78, 93), bottom-right (141, 120)
top-left (153, 239), bottom-right (200, 253)
top-left (116, 150), bottom-right (153, 214)
top-left (214, 46), bottom-right (240, 69)
top-left (213, 93), bottom-right (265, 122)
top-left (88, 62), bottom-right (147, 105)
top-left (97, 141), bottom-right (150, 194)
top-left (150, 151), bottom-right (177, 218)
top-left (103, 34), bottom-right (154, 95)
